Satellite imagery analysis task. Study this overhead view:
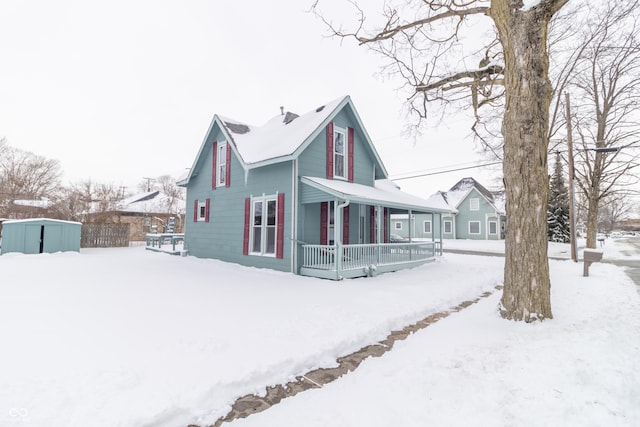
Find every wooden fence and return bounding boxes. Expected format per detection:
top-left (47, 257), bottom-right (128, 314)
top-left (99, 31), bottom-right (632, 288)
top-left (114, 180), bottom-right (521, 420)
top-left (81, 223), bottom-right (130, 248)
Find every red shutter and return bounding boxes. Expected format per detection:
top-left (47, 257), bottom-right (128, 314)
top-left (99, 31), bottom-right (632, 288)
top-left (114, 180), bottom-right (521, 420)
top-left (348, 127), bottom-right (354, 182)
top-left (212, 141), bottom-right (218, 190)
top-left (343, 205), bottom-right (350, 245)
top-left (384, 208), bottom-right (389, 243)
top-left (370, 206), bottom-right (375, 243)
top-left (193, 199), bottom-right (199, 222)
top-left (243, 197), bottom-right (250, 255)
top-left (326, 122), bottom-right (334, 179)
top-left (320, 202), bottom-right (328, 245)
top-left (225, 143), bottom-right (231, 187)
top-left (205, 198), bottom-right (210, 223)
top-left (276, 193), bottom-right (285, 259)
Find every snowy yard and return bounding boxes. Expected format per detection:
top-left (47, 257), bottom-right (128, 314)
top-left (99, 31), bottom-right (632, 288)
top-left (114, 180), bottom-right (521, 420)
top-left (1, 238), bottom-right (639, 427)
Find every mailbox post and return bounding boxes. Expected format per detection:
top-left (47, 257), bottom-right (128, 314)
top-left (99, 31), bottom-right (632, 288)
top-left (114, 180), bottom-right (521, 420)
top-left (583, 250), bottom-right (603, 277)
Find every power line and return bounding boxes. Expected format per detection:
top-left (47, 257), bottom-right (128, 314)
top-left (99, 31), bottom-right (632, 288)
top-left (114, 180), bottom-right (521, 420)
top-left (390, 161), bottom-right (502, 181)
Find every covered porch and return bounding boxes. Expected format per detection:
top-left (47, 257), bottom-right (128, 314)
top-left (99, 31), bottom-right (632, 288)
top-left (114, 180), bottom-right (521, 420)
top-left (297, 177), bottom-right (451, 280)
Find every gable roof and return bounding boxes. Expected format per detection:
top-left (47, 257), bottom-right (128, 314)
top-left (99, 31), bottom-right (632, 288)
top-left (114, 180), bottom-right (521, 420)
top-left (179, 96), bottom-right (387, 185)
top-left (435, 177), bottom-right (505, 214)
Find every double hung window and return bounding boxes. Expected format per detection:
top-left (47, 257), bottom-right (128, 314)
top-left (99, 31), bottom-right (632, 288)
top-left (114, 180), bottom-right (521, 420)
top-left (489, 221), bottom-right (498, 235)
top-left (217, 142), bottom-right (227, 187)
top-left (469, 221), bottom-right (481, 235)
top-left (333, 128), bottom-right (347, 179)
top-left (251, 196), bottom-right (278, 256)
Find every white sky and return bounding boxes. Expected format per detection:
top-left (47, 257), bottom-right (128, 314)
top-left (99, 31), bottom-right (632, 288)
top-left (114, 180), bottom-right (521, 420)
top-left (0, 0), bottom-right (500, 197)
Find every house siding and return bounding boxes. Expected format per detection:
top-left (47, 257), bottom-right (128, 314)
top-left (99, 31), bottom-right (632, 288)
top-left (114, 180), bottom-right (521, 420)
top-left (185, 127), bottom-right (293, 272)
top-left (298, 108), bottom-right (377, 186)
top-left (390, 213), bottom-right (442, 240)
top-left (455, 189), bottom-right (502, 240)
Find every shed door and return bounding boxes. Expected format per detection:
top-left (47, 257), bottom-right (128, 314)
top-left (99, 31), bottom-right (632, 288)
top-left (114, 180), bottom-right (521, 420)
top-left (43, 225), bottom-right (63, 253)
top-left (24, 225), bottom-right (43, 254)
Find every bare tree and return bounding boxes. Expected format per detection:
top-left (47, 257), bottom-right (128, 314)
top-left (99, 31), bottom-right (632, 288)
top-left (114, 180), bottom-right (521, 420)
top-left (155, 174), bottom-right (186, 214)
top-left (136, 174), bottom-right (186, 214)
top-left (314, 0), bottom-right (571, 322)
top-left (565, 1), bottom-right (640, 248)
top-left (598, 194), bottom-right (633, 234)
top-left (0, 142), bottom-right (62, 218)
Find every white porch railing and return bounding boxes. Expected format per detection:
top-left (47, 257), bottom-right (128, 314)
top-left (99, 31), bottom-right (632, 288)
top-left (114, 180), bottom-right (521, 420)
top-left (301, 242), bottom-right (438, 278)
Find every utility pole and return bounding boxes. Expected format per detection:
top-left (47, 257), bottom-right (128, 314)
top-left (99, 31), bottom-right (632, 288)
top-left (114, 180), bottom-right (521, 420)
top-left (142, 177), bottom-right (153, 192)
top-left (565, 93), bottom-right (578, 263)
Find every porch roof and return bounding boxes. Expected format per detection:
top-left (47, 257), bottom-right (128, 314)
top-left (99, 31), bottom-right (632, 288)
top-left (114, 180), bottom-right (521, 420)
top-left (301, 177), bottom-right (453, 214)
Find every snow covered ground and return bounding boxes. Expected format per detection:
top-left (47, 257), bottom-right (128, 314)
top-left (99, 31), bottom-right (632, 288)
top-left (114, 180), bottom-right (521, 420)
top-left (1, 238), bottom-right (638, 427)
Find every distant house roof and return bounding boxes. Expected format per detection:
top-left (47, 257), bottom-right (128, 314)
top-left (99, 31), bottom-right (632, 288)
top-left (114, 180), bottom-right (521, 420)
top-left (179, 95), bottom-right (388, 185)
top-left (85, 190), bottom-right (184, 215)
top-left (12, 197), bottom-right (53, 209)
top-left (116, 191), bottom-right (182, 214)
top-left (436, 177), bottom-right (505, 215)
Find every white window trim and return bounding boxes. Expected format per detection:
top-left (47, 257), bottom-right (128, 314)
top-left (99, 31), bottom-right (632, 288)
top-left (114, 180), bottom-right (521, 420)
top-left (333, 127), bottom-right (347, 180)
top-left (423, 220), bottom-right (432, 234)
top-left (394, 221), bottom-right (402, 230)
top-left (217, 141), bottom-right (227, 187)
top-left (488, 220), bottom-right (498, 235)
top-left (249, 194), bottom-right (278, 257)
top-left (197, 201), bottom-right (207, 222)
top-left (469, 220), bottom-right (481, 235)
top-left (443, 220), bottom-right (453, 234)
top-left (470, 197), bottom-right (480, 211)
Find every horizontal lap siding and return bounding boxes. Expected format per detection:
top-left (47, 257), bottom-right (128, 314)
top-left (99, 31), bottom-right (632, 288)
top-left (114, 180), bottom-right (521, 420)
top-left (185, 131), bottom-right (293, 271)
top-left (456, 189), bottom-right (495, 240)
top-left (298, 108), bottom-right (376, 187)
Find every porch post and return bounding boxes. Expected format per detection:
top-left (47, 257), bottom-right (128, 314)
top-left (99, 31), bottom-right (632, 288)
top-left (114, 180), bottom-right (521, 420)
top-left (430, 212), bottom-right (435, 256)
top-left (439, 213), bottom-right (443, 255)
top-left (408, 209), bottom-right (413, 261)
top-left (336, 200), bottom-right (350, 279)
top-left (376, 205), bottom-right (382, 264)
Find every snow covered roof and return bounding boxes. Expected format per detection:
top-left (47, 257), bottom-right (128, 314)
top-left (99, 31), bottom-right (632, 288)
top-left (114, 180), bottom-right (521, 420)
top-left (302, 177), bottom-right (453, 214)
top-left (12, 198), bottom-right (53, 209)
top-left (436, 177), bottom-right (504, 215)
top-left (219, 96), bottom-right (346, 165)
top-left (116, 191), bottom-right (180, 214)
top-left (2, 217), bottom-right (81, 225)
top-left (180, 95), bottom-right (388, 185)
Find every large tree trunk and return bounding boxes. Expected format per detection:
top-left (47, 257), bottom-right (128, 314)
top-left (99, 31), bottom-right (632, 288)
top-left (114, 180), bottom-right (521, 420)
top-left (585, 193), bottom-right (599, 248)
top-left (492, 1), bottom-right (559, 322)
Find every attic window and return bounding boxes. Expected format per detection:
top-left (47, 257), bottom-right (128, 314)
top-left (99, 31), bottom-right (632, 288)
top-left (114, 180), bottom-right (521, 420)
top-left (315, 105), bottom-right (325, 112)
top-left (224, 122), bottom-right (250, 134)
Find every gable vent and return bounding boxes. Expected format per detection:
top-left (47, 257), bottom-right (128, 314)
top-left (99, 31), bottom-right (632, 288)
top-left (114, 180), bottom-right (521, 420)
top-left (316, 105), bottom-right (325, 112)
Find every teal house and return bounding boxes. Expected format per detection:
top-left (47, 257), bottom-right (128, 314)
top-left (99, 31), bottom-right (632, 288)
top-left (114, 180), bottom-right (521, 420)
top-left (0, 218), bottom-right (81, 255)
top-left (391, 178), bottom-right (506, 241)
top-left (178, 96), bottom-right (451, 279)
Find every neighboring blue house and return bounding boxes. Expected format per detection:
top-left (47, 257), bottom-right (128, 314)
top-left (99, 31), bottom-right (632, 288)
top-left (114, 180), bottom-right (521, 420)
top-left (178, 96), bottom-right (451, 279)
top-left (391, 177), bottom-right (505, 241)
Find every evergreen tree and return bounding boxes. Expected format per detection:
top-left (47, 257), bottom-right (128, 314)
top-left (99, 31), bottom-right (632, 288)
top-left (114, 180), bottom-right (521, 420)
top-left (548, 152), bottom-right (571, 243)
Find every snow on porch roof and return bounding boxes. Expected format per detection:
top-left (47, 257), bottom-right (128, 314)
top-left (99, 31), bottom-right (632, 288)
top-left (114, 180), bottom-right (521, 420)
top-left (301, 177), bottom-right (453, 213)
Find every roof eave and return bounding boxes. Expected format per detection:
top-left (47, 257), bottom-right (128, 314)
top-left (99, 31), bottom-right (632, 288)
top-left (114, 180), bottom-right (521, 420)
top-left (301, 177), bottom-right (452, 214)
